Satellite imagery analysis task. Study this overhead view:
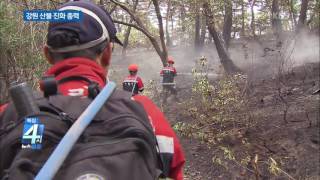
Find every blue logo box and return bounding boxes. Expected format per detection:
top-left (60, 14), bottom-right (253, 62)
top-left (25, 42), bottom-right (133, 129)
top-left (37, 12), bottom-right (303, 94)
top-left (23, 10), bottom-right (83, 22)
top-left (21, 117), bottom-right (45, 150)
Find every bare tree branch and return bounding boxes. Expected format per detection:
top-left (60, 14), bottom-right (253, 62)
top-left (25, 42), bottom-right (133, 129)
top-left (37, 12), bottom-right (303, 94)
top-left (109, 4), bottom-right (118, 14)
top-left (113, 20), bottom-right (153, 40)
top-left (113, 19), bottom-right (162, 61)
top-left (151, 0), bottom-right (168, 62)
top-left (122, 0), bottom-right (139, 56)
top-left (110, 0), bottom-right (148, 33)
top-left (110, 0), bottom-right (167, 66)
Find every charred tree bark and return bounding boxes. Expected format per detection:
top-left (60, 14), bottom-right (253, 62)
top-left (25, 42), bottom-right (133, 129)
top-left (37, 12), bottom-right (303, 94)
top-left (203, 3), bottom-right (241, 75)
top-left (122, 0), bottom-right (138, 56)
top-left (297, 0), bottom-right (309, 32)
top-left (271, 0), bottom-right (282, 38)
top-left (223, 0), bottom-right (232, 50)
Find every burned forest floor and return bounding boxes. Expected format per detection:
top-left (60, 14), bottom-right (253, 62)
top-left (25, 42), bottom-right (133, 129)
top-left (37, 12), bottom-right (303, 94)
top-left (161, 62), bottom-right (320, 180)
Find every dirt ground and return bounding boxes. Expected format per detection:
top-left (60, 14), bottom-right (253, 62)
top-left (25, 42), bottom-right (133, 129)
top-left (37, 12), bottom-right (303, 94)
top-left (111, 39), bottom-right (319, 180)
top-left (164, 62), bottom-right (320, 180)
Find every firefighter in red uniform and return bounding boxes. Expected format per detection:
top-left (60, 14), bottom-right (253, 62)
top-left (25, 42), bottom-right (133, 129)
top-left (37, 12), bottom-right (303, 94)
top-left (0, 1), bottom-right (185, 180)
top-left (122, 64), bottom-right (144, 95)
top-left (160, 56), bottom-right (177, 96)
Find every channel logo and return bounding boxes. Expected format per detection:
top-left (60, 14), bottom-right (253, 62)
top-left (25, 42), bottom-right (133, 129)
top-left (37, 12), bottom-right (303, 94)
top-left (21, 117), bottom-right (45, 150)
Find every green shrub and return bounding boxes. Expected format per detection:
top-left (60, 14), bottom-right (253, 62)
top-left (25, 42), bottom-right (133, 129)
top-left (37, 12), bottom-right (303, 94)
top-left (175, 56), bottom-right (251, 143)
top-left (0, 1), bottom-right (49, 103)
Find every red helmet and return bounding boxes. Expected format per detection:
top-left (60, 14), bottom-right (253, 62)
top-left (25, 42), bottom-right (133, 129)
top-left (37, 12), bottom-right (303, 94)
top-left (128, 64), bottom-right (138, 71)
top-left (167, 56), bottom-right (174, 64)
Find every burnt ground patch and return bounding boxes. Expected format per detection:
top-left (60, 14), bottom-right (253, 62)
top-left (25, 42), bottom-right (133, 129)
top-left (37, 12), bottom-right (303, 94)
top-left (163, 62), bottom-right (319, 180)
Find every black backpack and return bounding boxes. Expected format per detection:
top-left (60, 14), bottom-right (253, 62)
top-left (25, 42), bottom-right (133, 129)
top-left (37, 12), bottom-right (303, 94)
top-left (162, 69), bottom-right (175, 84)
top-left (0, 89), bottom-right (163, 180)
top-left (122, 79), bottom-right (139, 95)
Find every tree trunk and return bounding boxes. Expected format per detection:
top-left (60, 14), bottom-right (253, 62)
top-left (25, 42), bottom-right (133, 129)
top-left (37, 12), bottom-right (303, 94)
top-left (0, 49), bottom-right (8, 104)
top-left (194, 3), bottom-right (201, 50)
top-left (165, 0), bottom-right (172, 47)
top-left (250, 0), bottom-right (256, 37)
top-left (122, 24), bottom-right (132, 56)
top-left (288, 0), bottom-right (297, 31)
top-left (179, 3), bottom-right (187, 44)
top-left (271, 0), bottom-right (282, 37)
top-left (203, 3), bottom-right (241, 75)
top-left (171, 13), bottom-right (174, 41)
top-left (122, 0), bottom-right (139, 56)
top-left (199, 13), bottom-right (207, 49)
top-left (111, 0), bottom-right (167, 66)
top-left (223, 0), bottom-right (232, 50)
top-left (152, 0), bottom-right (168, 66)
top-left (306, 1), bottom-right (318, 29)
top-left (297, 0), bottom-right (309, 32)
top-left (208, 30), bottom-right (213, 43)
top-left (240, 0), bottom-right (246, 37)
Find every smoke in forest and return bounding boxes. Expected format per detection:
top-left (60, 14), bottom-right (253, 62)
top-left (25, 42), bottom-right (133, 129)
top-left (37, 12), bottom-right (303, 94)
top-left (291, 32), bottom-right (319, 66)
top-left (110, 32), bottom-right (319, 83)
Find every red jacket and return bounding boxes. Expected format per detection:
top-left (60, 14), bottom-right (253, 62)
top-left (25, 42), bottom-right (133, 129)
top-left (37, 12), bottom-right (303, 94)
top-left (133, 95), bottom-right (185, 180)
top-left (45, 57), bottom-right (185, 179)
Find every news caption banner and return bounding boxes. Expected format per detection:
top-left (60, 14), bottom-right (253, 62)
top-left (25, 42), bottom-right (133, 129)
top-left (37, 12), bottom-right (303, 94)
top-left (21, 117), bottom-right (45, 150)
top-left (23, 10), bottom-right (83, 22)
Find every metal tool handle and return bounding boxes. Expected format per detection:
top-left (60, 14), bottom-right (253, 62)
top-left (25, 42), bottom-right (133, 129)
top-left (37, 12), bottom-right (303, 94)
top-left (131, 76), bottom-right (138, 96)
top-left (9, 82), bottom-right (40, 117)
